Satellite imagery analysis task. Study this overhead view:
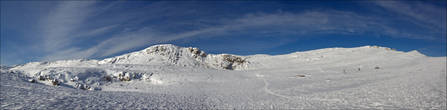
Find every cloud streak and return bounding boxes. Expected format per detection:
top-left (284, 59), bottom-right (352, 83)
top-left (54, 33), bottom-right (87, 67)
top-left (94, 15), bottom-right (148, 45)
top-left (73, 10), bottom-right (440, 59)
top-left (40, 1), bottom-right (96, 52)
top-left (7, 1), bottom-right (444, 63)
top-left (372, 1), bottom-right (446, 40)
top-left (373, 1), bottom-right (446, 29)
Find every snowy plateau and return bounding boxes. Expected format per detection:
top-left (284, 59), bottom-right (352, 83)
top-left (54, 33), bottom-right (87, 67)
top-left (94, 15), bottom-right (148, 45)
top-left (1, 44), bottom-right (446, 109)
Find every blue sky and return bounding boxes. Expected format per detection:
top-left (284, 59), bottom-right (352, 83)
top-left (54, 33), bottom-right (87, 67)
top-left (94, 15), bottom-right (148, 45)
top-left (1, 0), bottom-right (446, 65)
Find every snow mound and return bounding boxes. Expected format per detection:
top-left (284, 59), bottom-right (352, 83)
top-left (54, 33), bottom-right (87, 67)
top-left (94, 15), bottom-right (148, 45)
top-left (406, 50), bottom-right (425, 57)
top-left (98, 44), bottom-right (250, 70)
top-left (9, 66), bottom-right (155, 90)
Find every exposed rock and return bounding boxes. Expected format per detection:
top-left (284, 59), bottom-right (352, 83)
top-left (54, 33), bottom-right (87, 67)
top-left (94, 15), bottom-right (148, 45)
top-left (219, 54), bottom-right (248, 70)
top-left (37, 75), bottom-right (45, 81)
top-left (70, 76), bottom-right (79, 82)
top-left (103, 75), bottom-right (113, 82)
top-left (51, 79), bottom-right (60, 86)
top-left (99, 44), bottom-right (250, 70)
top-left (75, 82), bottom-right (89, 90)
top-left (188, 47), bottom-right (207, 58)
top-left (141, 73), bottom-right (153, 81)
top-left (28, 79), bottom-right (36, 83)
top-left (295, 75), bottom-right (306, 77)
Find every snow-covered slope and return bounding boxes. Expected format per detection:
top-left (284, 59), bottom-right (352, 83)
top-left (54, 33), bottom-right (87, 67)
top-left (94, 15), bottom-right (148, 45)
top-left (2, 44), bottom-right (445, 109)
top-left (246, 45), bottom-right (426, 70)
top-left (98, 44), bottom-right (250, 70)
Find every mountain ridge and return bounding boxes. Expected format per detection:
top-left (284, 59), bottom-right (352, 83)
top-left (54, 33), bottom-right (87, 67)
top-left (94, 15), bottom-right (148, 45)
top-left (4, 44), bottom-right (441, 93)
top-left (11, 44), bottom-right (429, 70)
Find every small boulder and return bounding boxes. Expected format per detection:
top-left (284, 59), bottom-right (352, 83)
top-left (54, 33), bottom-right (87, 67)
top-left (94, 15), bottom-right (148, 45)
top-left (50, 79), bottom-right (60, 86)
top-left (88, 87), bottom-right (100, 91)
top-left (37, 75), bottom-right (45, 81)
top-left (295, 75), bottom-right (306, 77)
top-left (75, 83), bottom-right (89, 90)
top-left (103, 75), bottom-right (112, 82)
top-left (70, 76), bottom-right (79, 82)
top-left (28, 79), bottom-right (36, 83)
top-left (141, 73), bottom-right (153, 81)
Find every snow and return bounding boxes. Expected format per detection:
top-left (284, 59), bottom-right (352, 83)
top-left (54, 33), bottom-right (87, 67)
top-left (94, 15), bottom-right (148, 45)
top-left (98, 44), bottom-right (250, 70)
top-left (1, 44), bottom-right (446, 109)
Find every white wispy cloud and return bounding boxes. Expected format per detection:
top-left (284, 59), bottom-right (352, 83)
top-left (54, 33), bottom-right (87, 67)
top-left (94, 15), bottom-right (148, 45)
top-left (38, 1), bottom-right (121, 61)
top-left (40, 1), bottom-right (96, 51)
top-left (75, 24), bottom-right (119, 38)
top-left (37, 1), bottom-right (445, 62)
top-left (373, 1), bottom-right (445, 28)
top-left (372, 1), bottom-right (446, 39)
top-left (70, 12), bottom-right (336, 57)
top-left (67, 10), bottom-right (441, 59)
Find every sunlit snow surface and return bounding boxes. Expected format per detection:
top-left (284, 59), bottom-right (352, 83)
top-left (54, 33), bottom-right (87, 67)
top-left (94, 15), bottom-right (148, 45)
top-left (1, 45), bottom-right (446, 109)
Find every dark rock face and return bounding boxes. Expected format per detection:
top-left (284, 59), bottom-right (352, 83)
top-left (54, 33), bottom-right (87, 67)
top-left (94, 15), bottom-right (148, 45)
top-left (221, 55), bottom-right (247, 70)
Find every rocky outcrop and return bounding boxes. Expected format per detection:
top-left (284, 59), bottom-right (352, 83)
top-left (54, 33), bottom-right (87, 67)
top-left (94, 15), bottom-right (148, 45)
top-left (98, 44), bottom-right (250, 70)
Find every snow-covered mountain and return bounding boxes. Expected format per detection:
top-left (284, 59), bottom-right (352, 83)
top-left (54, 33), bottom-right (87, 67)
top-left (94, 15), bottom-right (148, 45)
top-left (7, 44), bottom-right (254, 90)
top-left (2, 44), bottom-right (445, 109)
top-left (12, 44), bottom-right (249, 70)
top-left (12, 44), bottom-right (424, 71)
top-left (8, 44), bottom-right (428, 89)
top-left (98, 44), bottom-right (250, 70)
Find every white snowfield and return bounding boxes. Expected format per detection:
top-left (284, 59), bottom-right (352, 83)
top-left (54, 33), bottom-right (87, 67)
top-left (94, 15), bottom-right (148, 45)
top-left (1, 44), bottom-right (446, 109)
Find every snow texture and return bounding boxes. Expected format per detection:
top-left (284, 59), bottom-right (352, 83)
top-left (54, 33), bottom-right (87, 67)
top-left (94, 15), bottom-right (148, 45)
top-left (1, 44), bottom-right (445, 109)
